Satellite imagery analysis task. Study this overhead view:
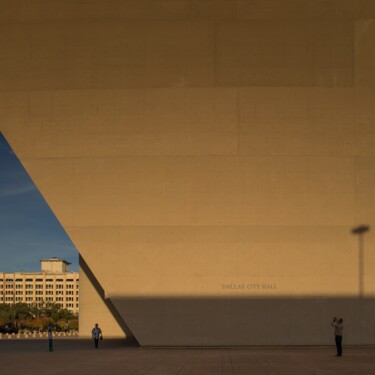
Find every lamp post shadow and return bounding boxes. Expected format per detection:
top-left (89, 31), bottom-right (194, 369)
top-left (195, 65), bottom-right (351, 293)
top-left (352, 225), bottom-right (370, 298)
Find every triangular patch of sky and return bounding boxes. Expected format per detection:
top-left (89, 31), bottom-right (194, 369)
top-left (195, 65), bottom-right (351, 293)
top-left (0, 132), bottom-right (78, 272)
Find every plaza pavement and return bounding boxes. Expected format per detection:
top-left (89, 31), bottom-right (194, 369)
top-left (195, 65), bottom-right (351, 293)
top-left (1, 339), bottom-right (375, 375)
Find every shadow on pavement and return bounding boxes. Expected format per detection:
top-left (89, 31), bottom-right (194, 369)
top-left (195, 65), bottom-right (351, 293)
top-left (0, 339), bottom-right (138, 352)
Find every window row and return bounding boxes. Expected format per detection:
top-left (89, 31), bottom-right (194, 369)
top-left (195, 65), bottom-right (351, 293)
top-left (1, 279), bottom-right (78, 282)
top-left (0, 297), bottom-right (79, 302)
top-left (1, 291), bottom-right (78, 296)
top-left (4, 284), bottom-right (79, 290)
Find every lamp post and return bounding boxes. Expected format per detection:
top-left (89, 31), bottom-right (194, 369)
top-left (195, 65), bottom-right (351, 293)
top-left (352, 225), bottom-right (370, 297)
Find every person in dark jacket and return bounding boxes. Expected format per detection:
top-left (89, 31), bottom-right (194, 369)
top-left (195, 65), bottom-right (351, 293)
top-left (91, 323), bottom-right (103, 349)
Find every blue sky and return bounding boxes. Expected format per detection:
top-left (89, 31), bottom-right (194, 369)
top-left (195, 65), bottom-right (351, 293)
top-left (0, 132), bottom-right (78, 272)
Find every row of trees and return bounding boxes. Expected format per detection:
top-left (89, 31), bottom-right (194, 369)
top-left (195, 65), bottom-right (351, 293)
top-left (0, 302), bottom-right (78, 332)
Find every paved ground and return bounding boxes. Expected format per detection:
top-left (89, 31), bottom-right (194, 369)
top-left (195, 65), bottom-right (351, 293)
top-left (1, 339), bottom-right (375, 374)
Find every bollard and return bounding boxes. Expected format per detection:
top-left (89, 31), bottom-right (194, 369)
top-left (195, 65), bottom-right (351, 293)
top-left (48, 326), bottom-right (53, 352)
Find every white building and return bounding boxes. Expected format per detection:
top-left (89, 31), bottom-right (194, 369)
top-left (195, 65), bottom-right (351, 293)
top-left (0, 258), bottom-right (79, 314)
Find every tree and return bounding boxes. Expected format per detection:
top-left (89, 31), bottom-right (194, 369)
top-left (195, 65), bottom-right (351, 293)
top-left (56, 319), bottom-right (68, 331)
top-left (0, 303), bottom-right (13, 324)
top-left (0, 302), bottom-right (78, 331)
top-left (31, 316), bottom-right (51, 331)
top-left (68, 319), bottom-right (78, 331)
top-left (10, 303), bottom-right (32, 321)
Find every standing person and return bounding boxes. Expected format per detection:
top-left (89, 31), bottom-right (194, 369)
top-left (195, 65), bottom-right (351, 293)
top-left (91, 323), bottom-right (102, 349)
top-left (331, 317), bottom-right (344, 357)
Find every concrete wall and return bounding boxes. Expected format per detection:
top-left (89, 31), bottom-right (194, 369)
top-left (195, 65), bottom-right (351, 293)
top-left (78, 260), bottom-right (125, 339)
top-left (1, 0), bottom-right (375, 345)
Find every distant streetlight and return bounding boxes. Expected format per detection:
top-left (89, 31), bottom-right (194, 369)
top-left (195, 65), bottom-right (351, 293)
top-left (352, 225), bottom-right (369, 235)
top-left (352, 225), bottom-right (370, 297)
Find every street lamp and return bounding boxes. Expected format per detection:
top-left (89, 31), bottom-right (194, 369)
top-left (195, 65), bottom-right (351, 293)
top-left (352, 225), bottom-right (370, 297)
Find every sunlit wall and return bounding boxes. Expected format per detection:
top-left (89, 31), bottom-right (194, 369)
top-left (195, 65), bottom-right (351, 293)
top-left (1, 1), bottom-right (375, 345)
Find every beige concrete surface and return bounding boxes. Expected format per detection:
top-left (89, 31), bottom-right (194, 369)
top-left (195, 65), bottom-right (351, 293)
top-left (1, 340), bottom-right (375, 375)
top-left (1, 0), bottom-right (375, 345)
top-left (78, 263), bottom-right (125, 339)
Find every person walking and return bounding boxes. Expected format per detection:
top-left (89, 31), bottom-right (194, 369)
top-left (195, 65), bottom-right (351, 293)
top-left (91, 323), bottom-right (103, 349)
top-left (331, 317), bottom-right (344, 356)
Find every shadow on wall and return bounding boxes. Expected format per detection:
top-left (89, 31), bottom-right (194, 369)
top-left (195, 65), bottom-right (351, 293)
top-left (110, 296), bottom-right (375, 347)
top-left (80, 256), bottom-right (375, 347)
top-left (79, 256), bottom-right (140, 347)
top-left (352, 225), bottom-right (370, 298)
